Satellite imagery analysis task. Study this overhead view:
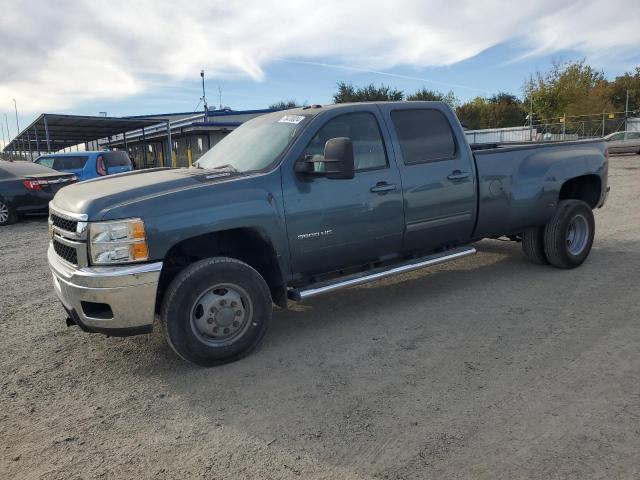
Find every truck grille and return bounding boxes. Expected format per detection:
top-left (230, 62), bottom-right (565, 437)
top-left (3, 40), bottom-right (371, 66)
top-left (53, 239), bottom-right (78, 266)
top-left (51, 213), bottom-right (78, 234)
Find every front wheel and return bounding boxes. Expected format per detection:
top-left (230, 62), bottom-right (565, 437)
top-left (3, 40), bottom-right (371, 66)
top-left (161, 257), bottom-right (272, 366)
top-left (544, 200), bottom-right (595, 269)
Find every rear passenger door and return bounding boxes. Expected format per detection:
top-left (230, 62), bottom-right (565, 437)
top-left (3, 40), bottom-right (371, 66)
top-left (379, 105), bottom-right (477, 253)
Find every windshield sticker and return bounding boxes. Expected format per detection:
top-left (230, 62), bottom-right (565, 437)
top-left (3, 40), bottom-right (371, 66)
top-left (278, 115), bottom-right (305, 124)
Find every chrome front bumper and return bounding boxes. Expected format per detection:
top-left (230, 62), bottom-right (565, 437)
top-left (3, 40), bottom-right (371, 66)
top-left (48, 244), bottom-right (162, 335)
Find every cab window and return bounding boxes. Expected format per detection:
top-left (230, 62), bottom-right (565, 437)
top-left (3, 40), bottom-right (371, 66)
top-left (303, 112), bottom-right (388, 172)
top-left (36, 157), bottom-right (55, 168)
top-left (391, 109), bottom-right (457, 164)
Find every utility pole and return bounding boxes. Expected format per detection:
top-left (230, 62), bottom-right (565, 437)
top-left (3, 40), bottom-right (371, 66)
top-left (625, 89), bottom-right (629, 131)
top-left (200, 70), bottom-right (208, 116)
top-left (218, 86), bottom-right (223, 110)
top-left (529, 78), bottom-right (534, 141)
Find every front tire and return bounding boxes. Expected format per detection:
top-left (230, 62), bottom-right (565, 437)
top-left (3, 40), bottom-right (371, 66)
top-left (543, 200), bottom-right (595, 269)
top-left (161, 257), bottom-right (272, 366)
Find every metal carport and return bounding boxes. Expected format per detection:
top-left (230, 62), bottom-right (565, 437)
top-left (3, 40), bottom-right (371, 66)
top-left (2, 113), bottom-right (168, 160)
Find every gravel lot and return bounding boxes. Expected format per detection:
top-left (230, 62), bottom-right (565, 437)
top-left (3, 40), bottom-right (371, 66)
top-left (1, 155), bottom-right (639, 479)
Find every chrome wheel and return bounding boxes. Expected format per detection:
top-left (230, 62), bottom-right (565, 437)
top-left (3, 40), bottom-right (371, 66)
top-left (566, 214), bottom-right (589, 255)
top-left (0, 202), bottom-right (9, 224)
top-left (190, 283), bottom-right (253, 346)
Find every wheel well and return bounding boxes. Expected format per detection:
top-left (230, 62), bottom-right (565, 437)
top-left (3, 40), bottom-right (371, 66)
top-left (156, 228), bottom-right (287, 311)
top-left (559, 175), bottom-right (601, 209)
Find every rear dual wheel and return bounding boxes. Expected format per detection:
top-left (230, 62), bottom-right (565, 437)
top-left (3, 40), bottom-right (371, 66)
top-left (522, 200), bottom-right (595, 269)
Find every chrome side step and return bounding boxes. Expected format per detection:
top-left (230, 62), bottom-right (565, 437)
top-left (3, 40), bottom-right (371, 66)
top-left (288, 246), bottom-right (476, 302)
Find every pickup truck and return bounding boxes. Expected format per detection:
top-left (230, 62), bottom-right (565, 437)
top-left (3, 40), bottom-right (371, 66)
top-left (47, 102), bottom-right (609, 366)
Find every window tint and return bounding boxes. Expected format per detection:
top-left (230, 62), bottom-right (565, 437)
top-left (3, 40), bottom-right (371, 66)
top-left (303, 112), bottom-right (387, 171)
top-left (54, 156), bottom-right (88, 170)
top-left (36, 157), bottom-right (55, 168)
top-left (391, 109), bottom-right (456, 164)
top-left (104, 151), bottom-right (132, 168)
top-left (626, 132), bottom-right (640, 139)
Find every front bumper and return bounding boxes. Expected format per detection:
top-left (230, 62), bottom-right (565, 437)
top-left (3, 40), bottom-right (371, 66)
top-left (48, 244), bottom-right (162, 336)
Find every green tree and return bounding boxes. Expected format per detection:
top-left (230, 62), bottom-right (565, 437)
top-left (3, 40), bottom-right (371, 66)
top-left (523, 60), bottom-right (614, 122)
top-left (406, 88), bottom-right (458, 108)
top-left (610, 67), bottom-right (640, 116)
top-left (269, 99), bottom-right (303, 109)
top-left (333, 82), bottom-right (404, 103)
top-left (455, 93), bottom-right (524, 129)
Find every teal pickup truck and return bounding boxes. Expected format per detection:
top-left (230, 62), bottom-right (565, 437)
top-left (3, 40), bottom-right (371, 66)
top-left (47, 102), bottom-right (609, 366)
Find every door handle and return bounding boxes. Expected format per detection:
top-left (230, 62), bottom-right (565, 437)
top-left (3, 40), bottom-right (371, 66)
top-left (447, 170), bottom-right (470, 181)
top-left (370, 182), bottom-right (396, 193)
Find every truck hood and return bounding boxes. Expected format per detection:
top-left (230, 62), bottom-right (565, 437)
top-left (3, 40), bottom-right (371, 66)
top-left (51, 167), bottom-right (241, 219)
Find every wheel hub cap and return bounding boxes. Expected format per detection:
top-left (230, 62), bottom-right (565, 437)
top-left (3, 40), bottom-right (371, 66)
top-left (191, 284), bottom-right (251, 345)
top-left (566, 214), bottom-right (589, 255)
top-left (0, 203), bottom-right (8, 223)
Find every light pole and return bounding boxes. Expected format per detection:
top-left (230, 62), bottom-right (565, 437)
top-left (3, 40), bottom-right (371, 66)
top-left (5, 113), bottom-right (12, 159)
top-left (200, 70), bottom-right (208, 116)
top-left (12, 99), bottom-right (21, 159)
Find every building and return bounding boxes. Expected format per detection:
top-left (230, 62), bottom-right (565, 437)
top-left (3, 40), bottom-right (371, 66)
top-left (2, 107), bottom-right (278, 166)
top-left (104, 108), bottom-right (277, 168)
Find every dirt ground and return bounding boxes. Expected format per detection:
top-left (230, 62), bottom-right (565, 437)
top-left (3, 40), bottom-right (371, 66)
top-left (1, 155), bottom-right (639, 479)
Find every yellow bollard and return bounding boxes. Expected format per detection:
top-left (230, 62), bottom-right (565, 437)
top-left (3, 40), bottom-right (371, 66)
top-left (172, 150), bottom-right (177, 168)
top-left (187, 147), bottom-right (192, 167)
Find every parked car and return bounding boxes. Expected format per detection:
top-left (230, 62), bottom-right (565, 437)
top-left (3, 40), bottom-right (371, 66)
top-left (34, 151), bottom-right (133, 181)
top-left (0, 160), bottom-right (77, 226)
top-left (47, 102), bottom-right (608, 366)
top-left (603, 131), bottom-right (640, 154)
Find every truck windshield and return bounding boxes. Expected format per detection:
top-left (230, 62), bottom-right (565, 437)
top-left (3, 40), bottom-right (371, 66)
top-left (195, 112), bottom-right (309, 172)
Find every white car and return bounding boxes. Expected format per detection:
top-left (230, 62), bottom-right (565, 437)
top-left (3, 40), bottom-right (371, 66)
top-left (604, 131), bottom-right (640, 154)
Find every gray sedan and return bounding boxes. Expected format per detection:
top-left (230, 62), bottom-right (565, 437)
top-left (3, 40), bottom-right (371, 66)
top-left (604, 131), bottom-right (640, 154)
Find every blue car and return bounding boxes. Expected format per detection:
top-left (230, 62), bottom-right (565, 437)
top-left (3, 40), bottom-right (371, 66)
top-left (34, 151), bottom-right (133, 181)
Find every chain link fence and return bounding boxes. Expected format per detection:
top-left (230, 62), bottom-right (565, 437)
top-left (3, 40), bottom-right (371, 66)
top-left (466, 112), bottom-right (639, 144)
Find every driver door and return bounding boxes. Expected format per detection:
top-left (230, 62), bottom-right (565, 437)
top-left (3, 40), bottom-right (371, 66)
top-left (282, 108), bottom-right (404, 278)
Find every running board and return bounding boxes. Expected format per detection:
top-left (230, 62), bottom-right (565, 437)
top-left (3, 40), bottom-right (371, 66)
top-left (288, 246), bottom-right (476, 302)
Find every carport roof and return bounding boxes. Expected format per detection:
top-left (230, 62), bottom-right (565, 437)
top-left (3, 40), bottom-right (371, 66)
top-left (3, 113), bottom-right (163, 153)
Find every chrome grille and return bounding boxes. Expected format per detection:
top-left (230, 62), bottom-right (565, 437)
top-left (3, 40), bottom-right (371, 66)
top-left (53, 238), bottom-right (78, 265)
top-left (51, 213), bottom-right (78, 233)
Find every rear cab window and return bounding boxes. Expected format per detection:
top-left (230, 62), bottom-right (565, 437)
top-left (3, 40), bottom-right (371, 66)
top-left (390, 109), bottom-right (457, 164)
top-left (104, 151), bottom-right (132, 168)
top-left (37, 156), bottom-right (88, 170)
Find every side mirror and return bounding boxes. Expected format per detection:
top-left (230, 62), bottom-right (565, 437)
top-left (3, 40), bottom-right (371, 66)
top-left (294, 137), bottom-right (355, 180)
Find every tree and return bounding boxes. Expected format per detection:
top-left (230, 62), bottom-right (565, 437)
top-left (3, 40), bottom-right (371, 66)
top-left (523, 60), bottom-right (614, 122)
top-left (455, 93), bottom-right (524, 129)
top-left (610, 67), bottom-right (640, 116)
top-left (333, 82), bottom-right (404, 103)
top-left (269, 100), bottom-right (302, 109)
top-left (406, 88), bottom-right (458, 108)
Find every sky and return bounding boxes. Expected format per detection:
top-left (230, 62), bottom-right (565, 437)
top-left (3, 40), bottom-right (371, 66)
top-left (1, 0), bottom-right (639, 147)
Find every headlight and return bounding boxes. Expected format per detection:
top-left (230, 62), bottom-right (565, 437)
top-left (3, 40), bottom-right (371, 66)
top-left (89, 218), bottom-right (149, 265)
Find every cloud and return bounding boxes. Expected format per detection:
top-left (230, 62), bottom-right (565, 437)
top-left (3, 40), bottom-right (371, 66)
top-left (0, 0), bottom-right (638, 113)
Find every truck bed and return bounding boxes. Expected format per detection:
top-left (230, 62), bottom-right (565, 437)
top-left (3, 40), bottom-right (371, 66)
top-left (471, 139), bottom-right (608, 239)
